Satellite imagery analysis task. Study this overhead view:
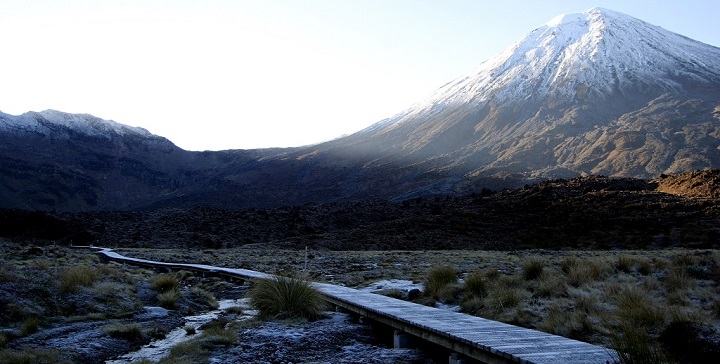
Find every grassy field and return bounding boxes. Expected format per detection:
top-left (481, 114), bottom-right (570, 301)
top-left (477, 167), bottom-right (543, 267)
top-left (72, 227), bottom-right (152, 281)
top-left (123, 247), bottom-right (720, 362)
top-left (2, 242), bottom-right (719, 363)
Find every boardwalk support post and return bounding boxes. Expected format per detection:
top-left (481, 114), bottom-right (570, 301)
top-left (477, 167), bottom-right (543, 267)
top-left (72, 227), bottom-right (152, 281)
top-left (449, 352), bottom-right (468, 364)
top-left (393, 330), bottom-right (413, 349)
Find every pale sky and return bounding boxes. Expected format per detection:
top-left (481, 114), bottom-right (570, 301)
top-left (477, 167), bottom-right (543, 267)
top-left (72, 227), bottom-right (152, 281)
top-left (1, 0), bottom-right (718, 151)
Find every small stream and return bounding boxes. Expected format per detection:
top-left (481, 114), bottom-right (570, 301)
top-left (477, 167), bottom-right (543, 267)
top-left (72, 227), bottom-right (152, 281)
top-left (107, 298), bottom-right (253, 363)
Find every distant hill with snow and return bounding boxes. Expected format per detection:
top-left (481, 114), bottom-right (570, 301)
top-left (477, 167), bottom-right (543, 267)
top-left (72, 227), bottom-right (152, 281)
top-left (1, 8), bottom-right (719, 211)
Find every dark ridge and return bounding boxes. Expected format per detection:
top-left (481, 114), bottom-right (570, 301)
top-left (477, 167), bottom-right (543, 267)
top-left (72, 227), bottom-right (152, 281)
top-left (3, 171), bottom-right (718, 251)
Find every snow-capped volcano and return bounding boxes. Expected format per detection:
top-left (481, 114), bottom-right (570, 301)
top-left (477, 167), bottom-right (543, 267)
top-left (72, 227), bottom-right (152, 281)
top-left (341, 7), bottom-right (720, 179)
top-left (1, 7), bottom-right (719, 211)
top-left (430, 7), bottom-right (720, 106)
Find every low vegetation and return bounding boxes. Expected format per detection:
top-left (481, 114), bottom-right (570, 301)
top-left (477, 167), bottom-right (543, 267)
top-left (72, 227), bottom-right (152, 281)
top-left (4, 236), bottom-right (718, 364)
top-left (248, 275), bottom-right (325, 321)
top-left (125, 246), bottom-right (720, 364)
top-left (423, 265), bottom-right (458, 301)
top-left (414, 251), bottom-right (720, 363)
top-left (0, 242), bottom-right (225, 363)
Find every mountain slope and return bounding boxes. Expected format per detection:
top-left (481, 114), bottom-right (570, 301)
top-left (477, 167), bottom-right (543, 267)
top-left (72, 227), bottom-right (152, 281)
top-left (314, 7), bottom-right (720, 180)
top-left (2, 8), bottom-right (720, 211)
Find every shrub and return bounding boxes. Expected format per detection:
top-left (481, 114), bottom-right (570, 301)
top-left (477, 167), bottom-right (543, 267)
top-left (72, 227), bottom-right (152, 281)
top-left (460, 296), bottom-right (484, 315)
top-left (151, 274), bottom-right (179, 293)
top-left (0, 264), bottom-right (19, 282)
top-left (157, 289), bottom-right (181, 309)
top-left (560, 256), bottom-right (579, 274)
top-left (248, 275), bottom-right (325, 321)
top-left (224, 306), bottom-right (244, 315)
top-left (198, 323), bottom-right (237, 346)
top-left (436, 285), bottom-right (461, 304)
top-left (611, 323), bottom-right (667, 364)
top-left (487, 285), bottom-right (522, 312)
top-left (190, 287), bottom-right (219, 310)
top-left (102, 323), bottom-right (144, 341)
top-left (0, 348), bottom-right (62, 364)
top-left (521, 257), bottom-right (545, 280)
top-left (616, 255), bottom-right (636, 273)
top-left (637, 259), bottom-right (653, 276)
top-left (534, 273), bottom-right (564, 298)
top-left (424, 266), bottom-right (458, 298)
top-left (484, 268), bottom-right (501, 280)
top-left (540, 305), bottom-right (591, 338)
top-left (158, 341), bottom-right (207, 364)
top-left (712, 299), bottom-right (720, 318)
top-left (463, 272), bottom-right (487, 298)
top-left (665, 267), bottom-right (692, 293)
top-left (20, 317), bottom-right (40, 336)
top-left (567, 260), bottom-right (607, 287)
top-left (615, 286), bottom-right (667, 330)
top-left (0, 332), bottom-right (9, 348)
top-left (59, 265), bottom-right (99, 293)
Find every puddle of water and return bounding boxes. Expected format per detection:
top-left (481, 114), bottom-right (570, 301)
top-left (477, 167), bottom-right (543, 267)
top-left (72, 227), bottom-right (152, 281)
top-left (107, 298), bottom-right (252, 363)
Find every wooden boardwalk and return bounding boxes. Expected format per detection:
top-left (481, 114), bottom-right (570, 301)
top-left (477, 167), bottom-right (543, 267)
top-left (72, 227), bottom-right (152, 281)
top-left (91, 247), bottom-right (618, 364)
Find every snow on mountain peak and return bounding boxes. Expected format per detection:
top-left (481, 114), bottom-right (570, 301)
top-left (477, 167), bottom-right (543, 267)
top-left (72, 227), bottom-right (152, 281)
top-left (35, 109), bottom-right (153, 137)
top-left (388, 7), bottom-right (720, 126)
top-left (0, 109), bottom-right (155, 139)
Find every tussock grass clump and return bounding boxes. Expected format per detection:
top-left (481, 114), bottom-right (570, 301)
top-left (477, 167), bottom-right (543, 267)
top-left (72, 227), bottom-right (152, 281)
top-left (616, 255), bottom-right (636, 273)
top-left (197, 319), bottom-right (237, 346)
top-left (611, 324), bottom-right (668, 364)
top-left (560, 256), bottom-right (579, 274)
top-left (151, 274), bottom-right (180, 293)
top-left (534, 272), bottom-right (564, 298)
top-left (520, 257), bottom-right (545, 280)
top-left (424, 265), bottom-right (458, 298)
top-left (158, 341), bottom-right (207, 364)
top-left (637, 259), bottom-right (653, 276)
top-left (19, 317), bottom-right (40, 336)
top-left (665, 267), bottom-right (693, 293)
top-left (59, 265), bottom-right (99, 293)
top-left (151, 274), bottom-right (182, 308)
top-left (189, 287), bottom-right (218, 310)
top-left (224, 306), bottom-right (244, 315)
top-left (614, 285), bottom-right (668, 330)
top-left (566, 260), bottom-right (607, 287)
top-left (0, 348), bottom-right (63, 364)
top-left (249, 275), bottom-right (325, 321)
top-left (487, 285), bottom-right (523, 312)
top-left (0, 332), bottom-right (10, 348)
top-left (0, 264), bottom-right (19, 282)
top-left (541, 304), bottom-right (594, 338)
top-left (157, 289), bottom-right (181, 309)
top-left (102, 323), bottom-right (144, 341)
top-left (460, 296), bottom-right (484, 315)
top-left (463, 272), bottom-right (487, 298)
